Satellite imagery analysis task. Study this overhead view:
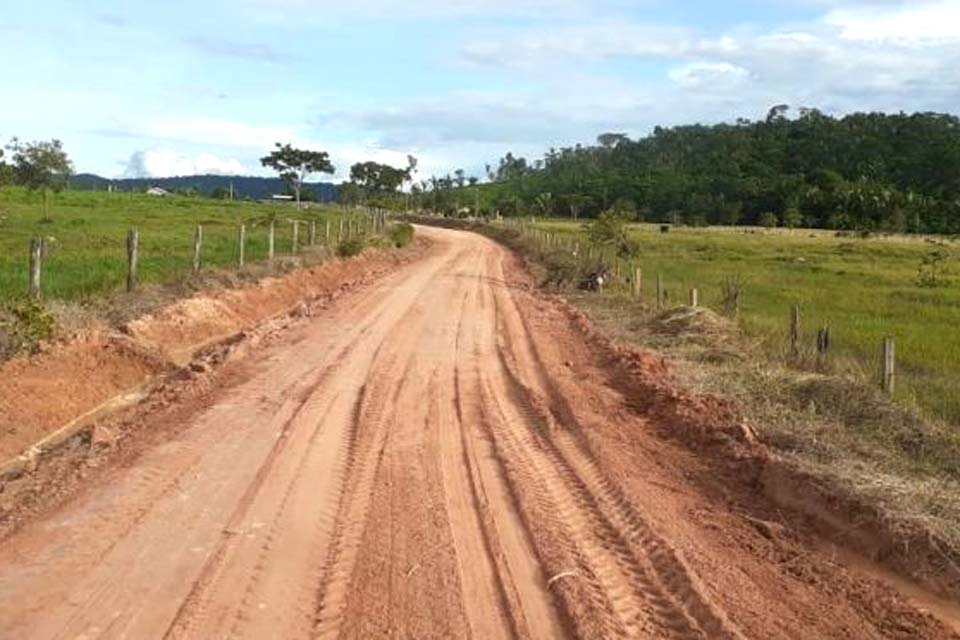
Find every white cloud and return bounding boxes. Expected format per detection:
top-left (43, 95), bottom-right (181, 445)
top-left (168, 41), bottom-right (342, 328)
top-left (825, 1), bottom-right (960, 41)
top-left (668, 62), bottom-right (749, 88)
top-left (461, 22), bottom-right (690, 67)
top-left (136, 118), bottom-right (298, 149)
top-left (123, 148), bottom-right (245, 178)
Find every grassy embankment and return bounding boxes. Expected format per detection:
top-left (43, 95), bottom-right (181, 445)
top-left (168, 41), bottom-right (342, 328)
top-left (533, 219), bottom-right (960, 427)
top-left (0, 188), bottom-right (346, 301)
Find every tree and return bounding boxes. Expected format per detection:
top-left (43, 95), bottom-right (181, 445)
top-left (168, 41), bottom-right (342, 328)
top-left (350, 161), bottom-right (410, 196)
top-left (597, 132), bottom-right (629, 148)
top-left (0, 145), bottom-right (11, 186)
top-left (260, 143), bottom-right (334, 209)
top-left (758, 211), bottom-right (779, 228)
top-left (7, 138), bottom-right (73, 219)
top-left (586, 210), bottom-right (639, 258)
top-left (782, 207), bottom-right (803, 229)
top-left (534, 192), bottom-right (553, 217)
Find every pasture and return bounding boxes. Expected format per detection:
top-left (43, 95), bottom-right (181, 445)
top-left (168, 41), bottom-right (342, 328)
top-left (532, 219), bottom-right (960, 426)
top-left (0, 188), bottom-right (342, 300)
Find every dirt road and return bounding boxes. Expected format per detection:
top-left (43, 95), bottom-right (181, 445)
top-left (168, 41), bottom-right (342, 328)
top-left (0, 226), bottom-right (955, 639)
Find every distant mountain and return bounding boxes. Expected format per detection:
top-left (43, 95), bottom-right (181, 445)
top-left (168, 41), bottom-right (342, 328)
top-left (70, 173), bottom-right (339, 202)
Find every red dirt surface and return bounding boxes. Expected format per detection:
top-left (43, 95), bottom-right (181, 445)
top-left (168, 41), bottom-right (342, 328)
top-left (0, 227), bottom-right (956, 639)
top-left (0, 333), bottom-right (165, 461)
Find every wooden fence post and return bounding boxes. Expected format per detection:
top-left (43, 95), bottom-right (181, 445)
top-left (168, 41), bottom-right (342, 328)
top-left (689, 288), bottom-right (699, 307)
top-left (126, 228), bottom-right (139, 292)
top-left (238, 224), bottom-right (246, 268)
top-left (656, 274), bottom-right (664, 310)
top-left (292, 220), bottom-right (299, 254)
top-left (310, 220), bottom-right (317, 246)
top-left (193, 225), bottom-right (203, 274)
top-left (268, 219), bottom-right (276, 262)
top-left (882, 338), bottom-right (896, 395)
top-left (633, 267), bottom-right (642, 298)
top-left (790, 304), bottom-right (801, 357)
top-left (28, 237), bottom-right (43, 299)
top-left (325, 220), bottom-right (331, 245)
top-left (338, 218), bottom-right (344, 243)
top-left (817, 325), bottom-right (830, 357)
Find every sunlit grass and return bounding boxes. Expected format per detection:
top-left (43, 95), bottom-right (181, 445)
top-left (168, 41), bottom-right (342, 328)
top-left (0, 188), bottom-right (343, 300)
top-left (532, 219), bottom-right (960, 426)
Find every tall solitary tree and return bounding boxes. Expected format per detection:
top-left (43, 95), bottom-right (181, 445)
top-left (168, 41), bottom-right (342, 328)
top-left (260, 143), bottom-right (334, 209)
top-left (8, 138), bottom-right (73, 219)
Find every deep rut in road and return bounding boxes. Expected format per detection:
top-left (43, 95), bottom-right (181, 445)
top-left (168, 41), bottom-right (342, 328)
top-left (0, 226), bottom-right (956, 639)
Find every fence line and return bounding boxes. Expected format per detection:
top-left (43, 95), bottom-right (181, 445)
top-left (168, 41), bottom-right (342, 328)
top-left (21, 208), bottom-right (393, 301)
top-left (503, 216), bottom-right (901, 396)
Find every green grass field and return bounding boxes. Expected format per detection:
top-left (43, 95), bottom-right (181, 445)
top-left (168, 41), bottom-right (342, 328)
top-left (530, 219), bottom-right (960, 426)
top-left (0, 188), bottom-right (344, 300)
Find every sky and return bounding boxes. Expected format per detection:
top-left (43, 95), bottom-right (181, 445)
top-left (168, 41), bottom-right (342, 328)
top-left (3, 0), bottom-right (960, 182)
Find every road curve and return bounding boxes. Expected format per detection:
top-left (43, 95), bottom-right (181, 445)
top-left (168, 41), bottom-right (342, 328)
top-left (0, 226), bottom-right (954, 639)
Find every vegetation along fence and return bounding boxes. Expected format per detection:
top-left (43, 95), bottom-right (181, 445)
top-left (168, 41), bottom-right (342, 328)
top-left (495, 216), bottom-right (958, 429)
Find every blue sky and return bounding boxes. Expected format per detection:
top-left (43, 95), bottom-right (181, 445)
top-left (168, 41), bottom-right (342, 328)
top-left (3, 0), bottom-right (960, 182)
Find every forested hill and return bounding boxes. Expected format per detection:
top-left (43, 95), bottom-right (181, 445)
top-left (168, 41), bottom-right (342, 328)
top-left (70, 173), bottom-right (338, 202)
top-left (481, 109), bottom-right (960, 233)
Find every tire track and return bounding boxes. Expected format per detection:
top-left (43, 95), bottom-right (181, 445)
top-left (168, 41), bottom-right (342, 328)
top-left (487, 248), bottom-right (743, 639)
top-left (167, 247), bottom-right (456, 640)
top-left (311, 352), bottom-right (404, 638)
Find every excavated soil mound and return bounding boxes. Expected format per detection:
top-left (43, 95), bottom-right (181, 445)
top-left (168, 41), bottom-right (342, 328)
top-left (0, 245), bottom-right (423, 466)
top-left (0, 333), bottom-right (166, 462)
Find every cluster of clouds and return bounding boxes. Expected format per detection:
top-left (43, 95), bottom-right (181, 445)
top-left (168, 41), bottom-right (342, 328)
top-left (123, 149), bottom-right (246, 178)
top-left (119, 0), bottom-right (960, 179)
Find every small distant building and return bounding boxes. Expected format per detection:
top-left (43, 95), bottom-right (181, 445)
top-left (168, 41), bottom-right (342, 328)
top-left (146, 187), bottom-right (170, 197)
top-left (271, 194), bottom-right (294, 201)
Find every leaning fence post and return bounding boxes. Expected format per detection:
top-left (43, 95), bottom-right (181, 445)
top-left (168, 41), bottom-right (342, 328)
top-left (28, 237), bottom-right (43, 299)
top-left (268, 219), bottom-right (276, 262)
top-left (292, 220), bottom-right (299, 254)
top-left (126, 228), bottom-right (139, 292)
top-left (882, 338), bottom-right (896, 395)
top-left (656, 274), bottom-right (664, 310)
top-left (238, 224), bottom-right (246, 267)
top-left (193, 224), bottom-right (203, 274)
top-left (790, 304), bottom-right (801, 357)
top-left (689, 288), bottom-right (699, 307)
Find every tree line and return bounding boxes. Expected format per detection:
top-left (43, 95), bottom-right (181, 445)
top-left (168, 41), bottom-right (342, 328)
top-left (416, 107), bottom-right (960, 234)
top-left (0, 137), bottom-right (421, 209)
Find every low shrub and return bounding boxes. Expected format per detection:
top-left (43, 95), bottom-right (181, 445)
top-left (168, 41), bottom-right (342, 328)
top-left (387, 222), bottom-right (415, 248)
top-left (0, 297), bottom-right (55, 357)
top-left (336, 237), bottom-right (366, 258)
